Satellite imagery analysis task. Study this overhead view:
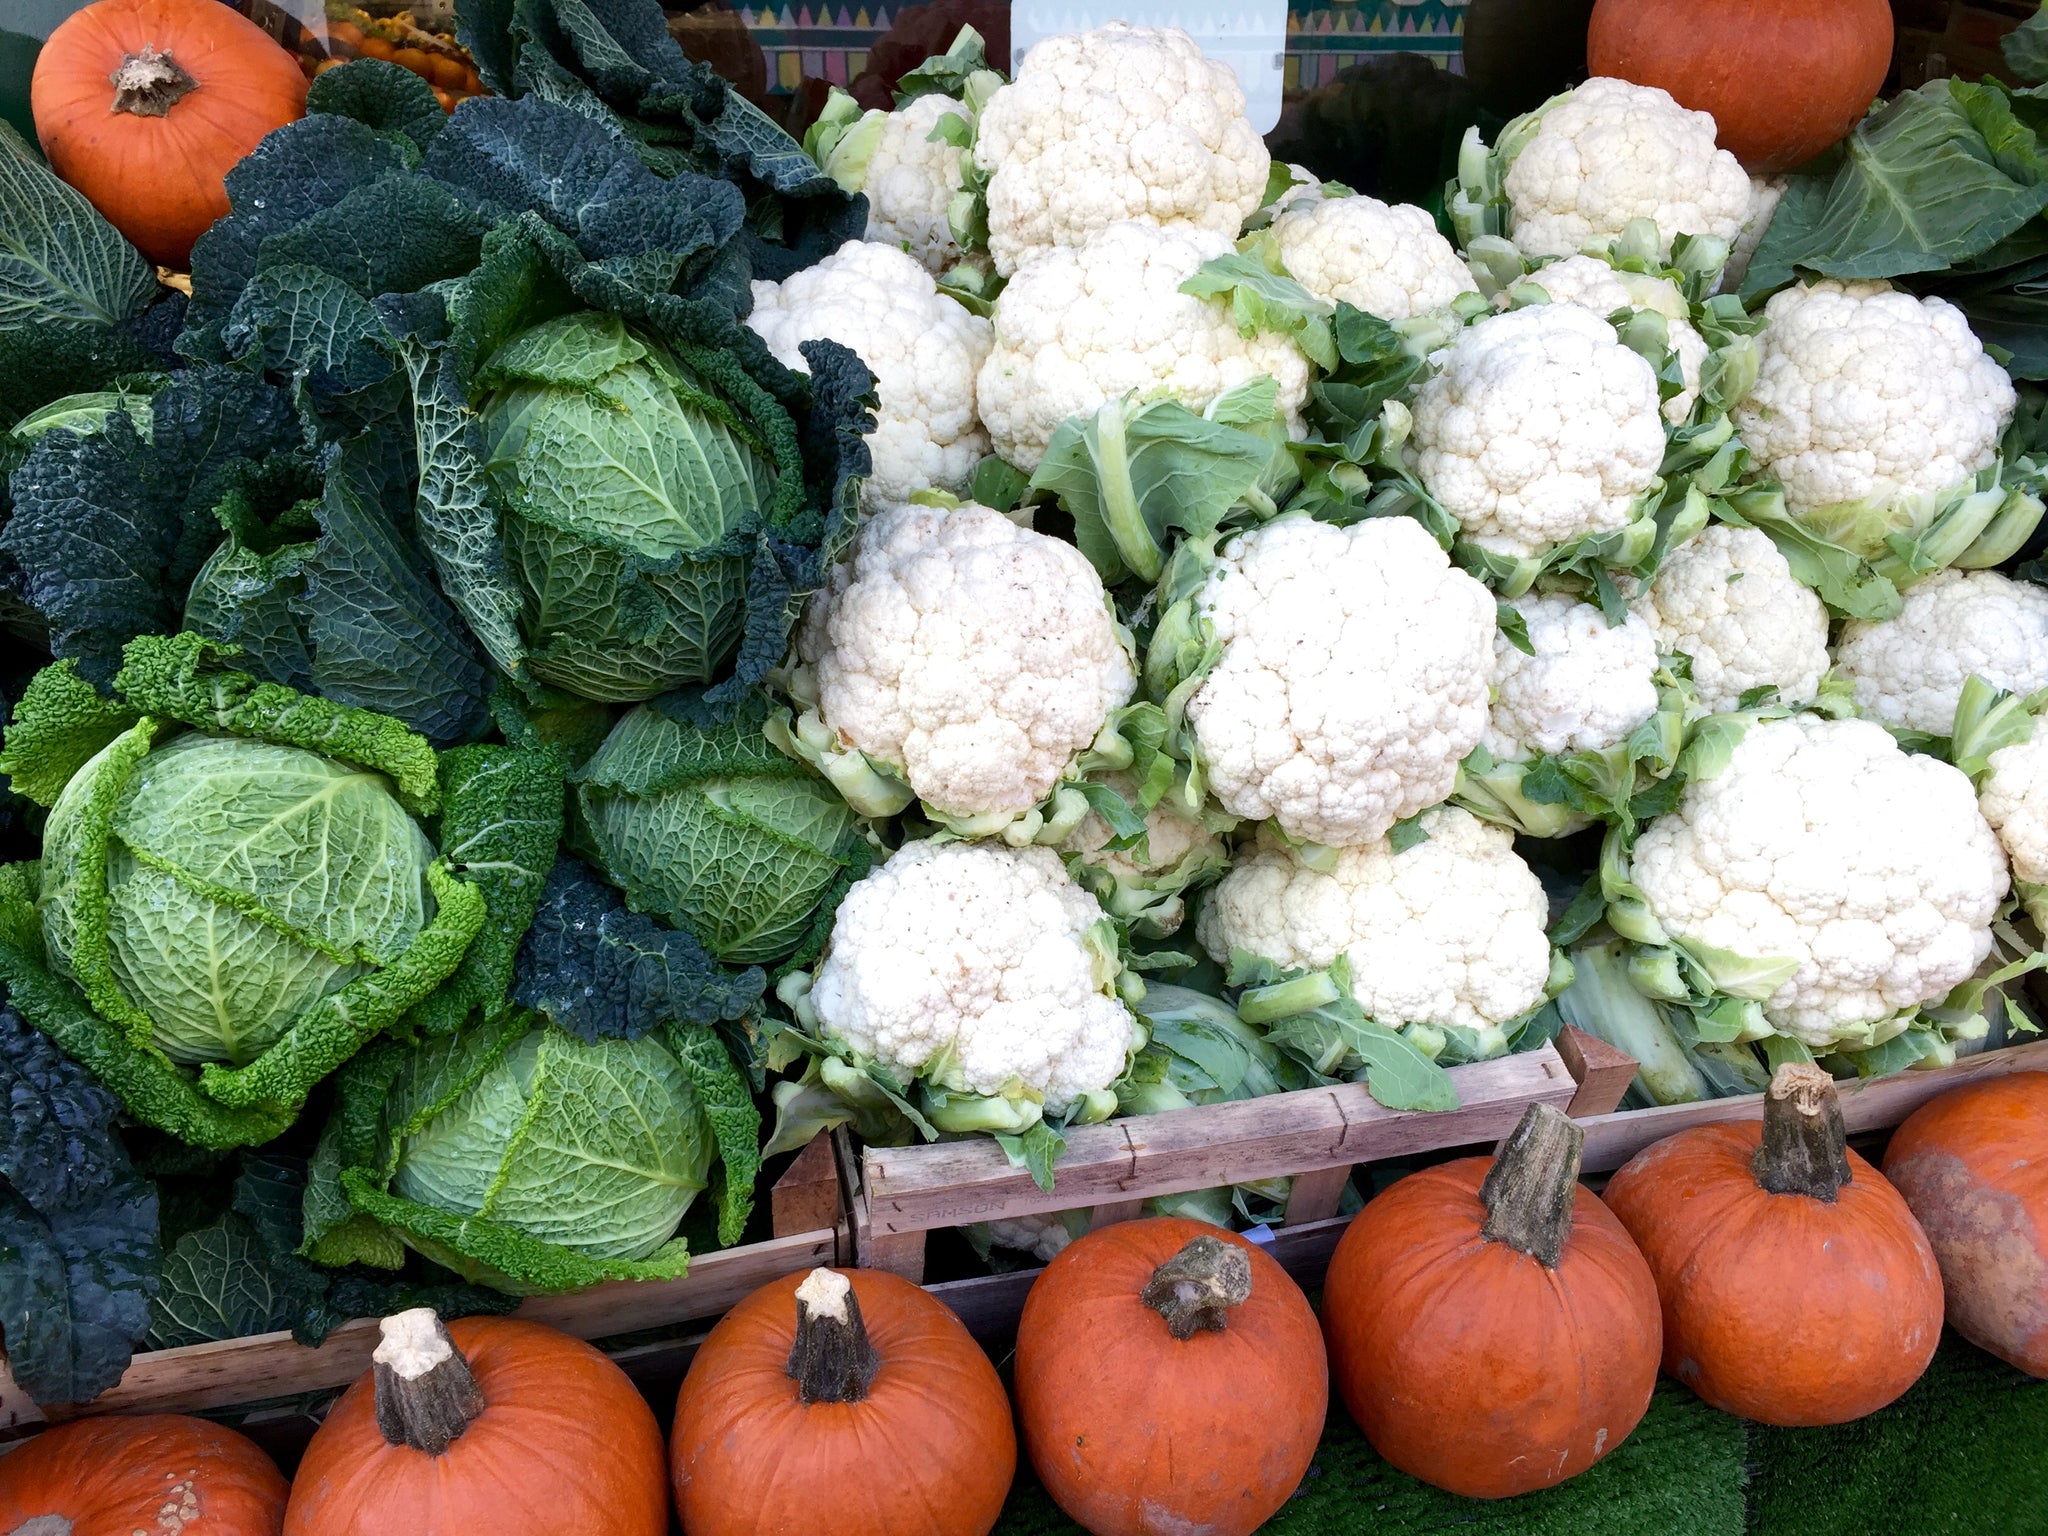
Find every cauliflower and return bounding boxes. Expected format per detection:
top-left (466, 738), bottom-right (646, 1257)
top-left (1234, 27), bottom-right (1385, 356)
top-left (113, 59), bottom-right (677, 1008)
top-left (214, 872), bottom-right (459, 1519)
top-left (1640, 524), bottom-right (1830, 714)
top-left (1411, 304), bottom-right (1666, 560)
top-left (810, 840), bottom-right (1139, 1114)
top-left (796, 500), bottom-right (1135, 821)
top-left (984, 1213), bottom-right (1080, 1262)
top-left (1485, 592), bottom-right (1660, 760)
top-left (1834, 570), bottom-right (2048, 736)
top-left (1631, 715), bottom-right (2008, 1045)
top-left (1268, 194), bottom-right (1479, 321)
top-left (1516, 254), bottom-right (1708, 424)
top-left (858, 93), bottom-right (976, 275)
top-left (1061, 771), bottom-right (1224, 884)
top-left (973, 22), bottom-right (1270, 276)
top-left (1735, 281), bottom-right (2015, 519)
top-left (1500, 78), bottom-right (1750, 260)
top-left (976, 220), bottom-right (1310, 472)
top-left (1980, 732), bottom-right (2048, 926)
top-left (1186, 514), bottom-right (1496, 848)
top-left (1717, 173), bottom-right (1787, 295)
top-left (747, 240), bottom-right (993, 506)
top-left (1197, 810), bottom-right (1554, 1049)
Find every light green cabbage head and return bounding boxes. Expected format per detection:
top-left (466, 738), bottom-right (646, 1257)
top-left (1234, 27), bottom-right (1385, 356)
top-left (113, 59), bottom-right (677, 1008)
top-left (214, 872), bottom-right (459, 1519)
top-left (39, 732), bottom-right (436, 1066)
top-left (476, 311), bottom-right (777, 702)
top-left (390, 1024), bottom-right (713, 1279)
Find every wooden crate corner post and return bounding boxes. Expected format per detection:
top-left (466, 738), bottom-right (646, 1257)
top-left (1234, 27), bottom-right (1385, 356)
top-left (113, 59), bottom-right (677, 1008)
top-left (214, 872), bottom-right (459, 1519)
top-left (1556, 1024), bottom-right (1639, 1119)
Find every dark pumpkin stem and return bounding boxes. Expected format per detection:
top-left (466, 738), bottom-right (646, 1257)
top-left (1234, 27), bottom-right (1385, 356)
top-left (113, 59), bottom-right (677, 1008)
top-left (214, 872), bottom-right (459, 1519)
top-left (1141, 1234), bottom-right (1252, 1341)
top-left (373, 1309), bottom-right (486, 1456)
top-left (1479, 1101), bottom-right (1583, 1268)
top-left (1754, 1062), bottom-right (1853, 1201)
top-left (787, 1268), bottom-right (880, 1405)
top-left (109, 46), bottom-right (198, 117)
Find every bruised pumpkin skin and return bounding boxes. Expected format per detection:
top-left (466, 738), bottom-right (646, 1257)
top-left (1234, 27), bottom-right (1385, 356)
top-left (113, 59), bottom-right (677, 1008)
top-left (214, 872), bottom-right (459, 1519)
top-left (32, 0), bottom-right (308, 269)
top-left (1014, 1218), bottom-right (1327, 1536)
top-left (0, 1415), bottom-right (287, 1536)
top-left (1884, 1072), bottom-right (2048, 1378)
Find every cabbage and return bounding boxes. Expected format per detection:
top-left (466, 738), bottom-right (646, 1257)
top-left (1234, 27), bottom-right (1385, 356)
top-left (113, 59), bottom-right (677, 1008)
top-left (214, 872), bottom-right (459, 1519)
top-left (476, 313), bottom-right (778, 702)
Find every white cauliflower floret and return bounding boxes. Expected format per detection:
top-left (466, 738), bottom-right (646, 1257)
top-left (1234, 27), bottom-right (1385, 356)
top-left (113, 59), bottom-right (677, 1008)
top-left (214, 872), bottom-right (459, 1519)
top-left (974, 22), bottom-right (1270, 276)
top-left (812, 841), bottom-right (1137, 1112)
top-left (1834, 570), bottom-right (2048, 737)
top-left (1411, 304), bottom-right (1666, 559)
top-left (1197, 809), bottom-right (1553, 1043)
top-left (797, 501), bottom-right (1134, 820)
top-left (1640, 524), bottom-right (1830, 714)
top-left (1486, 592), bottom-right (1660, 760)
top-left (1188, 515), bottom-right (1496, 848)
top-left (977, 220), bottom-right (1310, 472)
top-left (1980, 733), bottom-right (2048, 916)
top-left (1060, 770), bottom-right (1221, 884)
top-left (1631, 715), bottom-right (2008, 1044)
top-left (748, 240), bottom-right (993, 506)
top-left (1517, 253), bottom-right (1708, 424)
top-left (1734, 281), bottom-right (2016, 517)
top-left (1502, 77), bottom-right (1750, 260)
top-left (1717, 173), bottom-right (1786, 295)
top-left (860, 93), bottom-right (975, 275)
top-left (985, 1214), bottom-right (1078, 1262)
top-left (1269, 194), bottom-right (1479, 321)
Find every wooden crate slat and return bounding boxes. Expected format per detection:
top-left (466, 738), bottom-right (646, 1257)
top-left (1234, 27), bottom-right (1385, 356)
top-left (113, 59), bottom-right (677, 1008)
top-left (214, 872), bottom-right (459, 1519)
top-left (863, 1044), bottom-right (1578, 1235)
top-left (516, 1229), bottom-right (837, 1338)
top-left (1556, 1024), bottom-right (1639, 1118)
top-left (770, 1135), bottom-right (842, 1238)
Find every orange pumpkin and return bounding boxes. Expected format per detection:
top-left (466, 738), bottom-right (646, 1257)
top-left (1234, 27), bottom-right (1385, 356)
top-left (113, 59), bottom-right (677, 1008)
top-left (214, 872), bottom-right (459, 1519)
top-left (32, 0), bottom-right (308, 269)
top-left (1014, 1217), bottom-right (1327, 1536)
top-left (1322, 1102), bottom-right (1662, 1498)
top-left (0, 1413), bottom-right (287, 1536)
top-left (670, 1266), bottom-right (1016, 1536)
top-left (1587, 0), bottom-right (1892, 172)
top-left (1884, 1071), bottom-right (2048, 1378)
top-left (283, 1311), bottom-right (667, 1536)
top-left (1605, 1063), bottom-right (1944, 1426)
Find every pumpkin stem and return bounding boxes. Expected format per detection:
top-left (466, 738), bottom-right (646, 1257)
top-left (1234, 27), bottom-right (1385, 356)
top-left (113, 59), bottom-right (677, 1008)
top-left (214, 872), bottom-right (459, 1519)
top-left (373, 1309), bottom-right (487, 1455)
top-left (787, 1268), bottom-right (881, 1405)
top-left (1755, 1062), bottom-right (1853, 1202)
top-left (10, 1519), bottom-right (74, 1536)
top-left (108, 45), bottom-right (198, 117)
top-left (1478, 1101), bottom-right (1583, 1268)
top-left (1140, 1234), bottom-right (1252, 1341)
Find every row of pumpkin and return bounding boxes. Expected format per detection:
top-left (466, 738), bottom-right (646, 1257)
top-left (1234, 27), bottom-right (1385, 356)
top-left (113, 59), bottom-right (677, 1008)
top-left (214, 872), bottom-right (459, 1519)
top-left (3, 1064), bottom-right (2040, 1536)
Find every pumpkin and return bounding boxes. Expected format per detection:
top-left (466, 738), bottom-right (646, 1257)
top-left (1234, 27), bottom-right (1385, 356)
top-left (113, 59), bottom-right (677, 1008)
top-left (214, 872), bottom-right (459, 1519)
top-left (31, 0), bottom-right (308, 269)
top-left (1605, 1063), bottom-right (1944, 1426)
top-left (283, 1310), bottom-right (667, 1536)
top-left (0, 1414), bottom-right (287, 1536)
top-left (1322, 1102), bottom-right (1662, 1498)
top-left (1014, 1217), bottom-right (1326, 1536)
top-left (1587, 0), bottom-right (1892, 172)
top-left (1884, 1071), bottom-right (2048, 1378)
top-left (670, 1266), bottom-right (1016, 1536)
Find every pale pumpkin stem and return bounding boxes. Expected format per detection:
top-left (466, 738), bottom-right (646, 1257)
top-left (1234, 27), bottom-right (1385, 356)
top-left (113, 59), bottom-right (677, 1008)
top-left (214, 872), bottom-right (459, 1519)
top-left (373, 1308), bottom-right (486, 1455)
top-left (1754, 1062), bottom-right (1853, 1202)
top-left (1141, 1234), bottom-right (1252, 1341)
top-left (10, 1518), bottom-right (75, 1536)
top-left (1479, 1101), bottom-right (1583, 1268)
top-left (108, 45), bottom-right (198, 117)
top-left (787, 1268), bottom-right (880, 1405)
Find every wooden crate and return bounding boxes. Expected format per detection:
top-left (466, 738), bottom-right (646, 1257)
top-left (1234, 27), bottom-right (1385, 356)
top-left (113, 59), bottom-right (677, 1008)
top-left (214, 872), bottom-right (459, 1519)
top-left (0, 1136), bottom-right (848, 1434)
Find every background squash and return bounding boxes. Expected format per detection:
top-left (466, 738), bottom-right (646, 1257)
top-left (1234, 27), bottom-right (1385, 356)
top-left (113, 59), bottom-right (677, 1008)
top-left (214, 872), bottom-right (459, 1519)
top-left (1322, 1102), bottom-right (1662, 1498)
top-left (1605, 1063), bottom-right (1944, 1426)
top-left (1885, 1071), bottom-right (2048, 1378)
top-left (31, 0), bottom-right (307, 268)
top-left (0, 1414), bottom-right (287, 1536)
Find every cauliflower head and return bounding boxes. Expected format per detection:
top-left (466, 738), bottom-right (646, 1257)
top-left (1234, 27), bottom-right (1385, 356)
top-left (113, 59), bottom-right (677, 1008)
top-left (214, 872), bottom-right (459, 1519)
top-left (1187, 514), bottom-right (1496, 848)
top-left (797, 500), bottom-right (1135, 819)
top-left (1717, 173), bottom-right (1787, 295)
top-left (1502, 78), bottom-right (1750, 260)
top-left (747, 240), bottom-right (994, 506)
top-left (1411, 303), bottom-right (1666, 559)
top-left (1060, 770), bottom-right (1223, 884)
top-left (1734, 281), bottom-right (2015, 518)
top-left (811, 840), bottom-right (1138, 1112)
top-left (860, 93), bottom-right (975, 275)
top-left (1640, 524), bottom-right (1830, 715)
top-left (974, 22), bottom-right (1270, 276)
top-left (976, 220), bottom-right (1311, 472)
top-left (1269, 194), bottom-right (1479, 321)
top-left (1631, 715), bottom-right (2008, 1044)
top-left (1834, 569), bottom-right (2048, 736)
top-left (1485, 592), bottom-right (1660, 760)
top-left (984, 1214), bottom-right (1080, 1262)
top-left (1197, 810), bottom-right (1553, 1042)
top-left (1980, 732), bottom-right (2048, 919)
top-left (1518, 253), bottom-right (1708, 424)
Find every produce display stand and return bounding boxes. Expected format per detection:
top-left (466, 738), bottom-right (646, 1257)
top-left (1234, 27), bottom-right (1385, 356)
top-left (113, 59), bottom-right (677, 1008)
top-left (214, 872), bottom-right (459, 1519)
top-left (0, 1137), bottom-right (847, 1437)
